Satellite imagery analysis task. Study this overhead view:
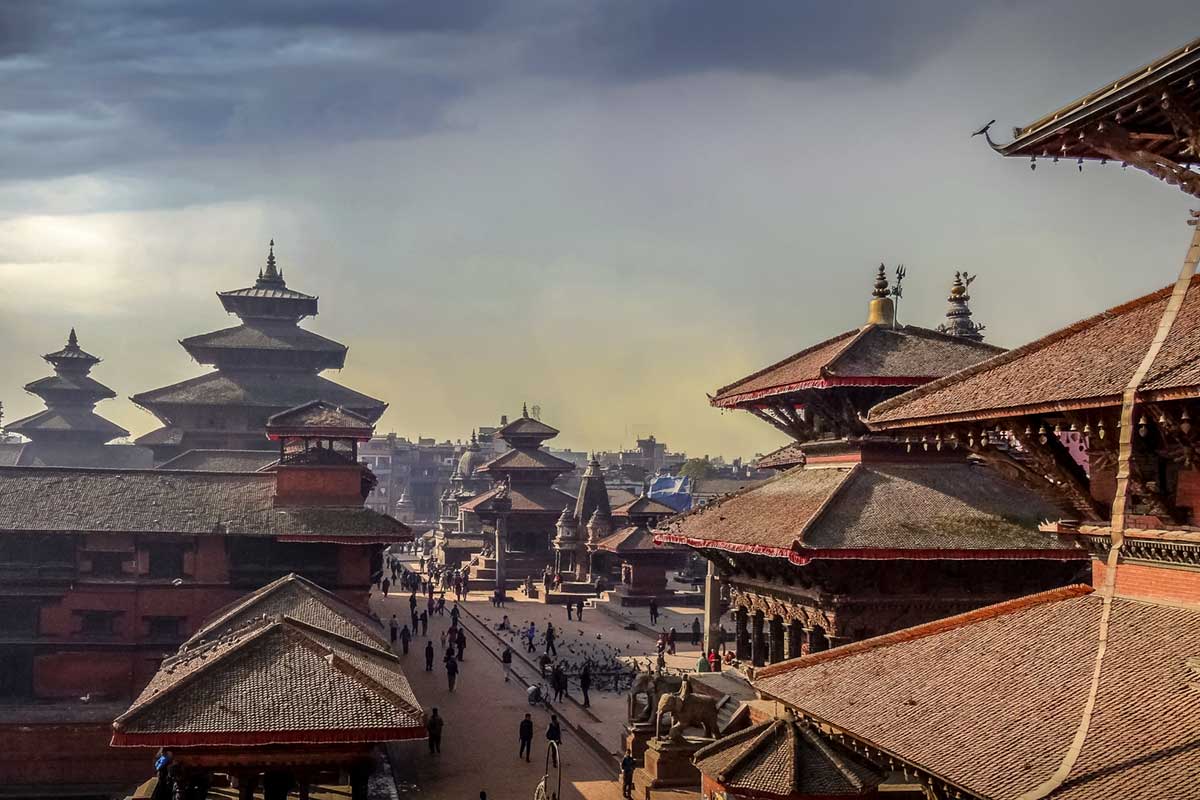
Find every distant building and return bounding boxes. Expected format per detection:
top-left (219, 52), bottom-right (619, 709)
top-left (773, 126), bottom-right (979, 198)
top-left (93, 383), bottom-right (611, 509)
top-left (131, 242), bottom-right (386, 462)
top-left (358, 433), bottom-right (456, 521)
top-left (2, 330), bottom-right (151, 468)
top-left (0, 403), bottom-right (407, 796)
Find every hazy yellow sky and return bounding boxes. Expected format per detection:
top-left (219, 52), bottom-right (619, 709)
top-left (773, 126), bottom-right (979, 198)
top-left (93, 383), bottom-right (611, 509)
top-left (2, 3), bottom-right (1198, 459)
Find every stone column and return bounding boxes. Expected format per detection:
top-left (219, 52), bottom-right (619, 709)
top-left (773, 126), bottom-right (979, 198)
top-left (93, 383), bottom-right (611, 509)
top-left (702, 560), bottom-right (722, 655)
top-left (781, 621), bottom-right (793, 662)
top-left (493, 515), bottom-right (508, 599)
top-left (800, 626), bottom-right (813, 656)
top-left (751, 611), bottom-right (766, 667)
top-left (735, 607), bottom-right (750, 661)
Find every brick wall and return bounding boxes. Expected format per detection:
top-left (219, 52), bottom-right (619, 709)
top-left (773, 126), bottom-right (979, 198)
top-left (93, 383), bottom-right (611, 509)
top-left (1094, 557), bottom-right (1200, 605)
top-left (275, 465), bottom-right (364, 507)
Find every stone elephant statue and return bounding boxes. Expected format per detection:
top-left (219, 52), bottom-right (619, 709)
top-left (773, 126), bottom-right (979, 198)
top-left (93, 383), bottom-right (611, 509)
top-left (627, 672), bottom-right (682, 723)
top-left (655, 683), bottom-right (720, 742)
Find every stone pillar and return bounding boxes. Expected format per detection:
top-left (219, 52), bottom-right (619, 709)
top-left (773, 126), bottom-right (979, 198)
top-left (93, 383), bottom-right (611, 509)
top-left (769, 616), bottom-right (785, 664)
top-left (238, 774), bottom-right (258, 800)
top-left (702, 561), bottom-right (722, 655)
top-left (735, 607), bottom-right (750, 661)
top-left (800, 626), bottom-right (813, 656)
top-left (494, 515), bottom-right (508, 599)
top-left (781, 621), bottom-right (793, 662)
top-left (751, 611), bottom-right (766, 667)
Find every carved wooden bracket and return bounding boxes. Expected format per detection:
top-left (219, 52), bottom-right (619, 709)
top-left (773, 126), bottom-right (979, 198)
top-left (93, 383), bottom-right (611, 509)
top-left (1085, 120), bottom-right (1200, 198)
top-left (1007, 422), bottom-right (1106, 522)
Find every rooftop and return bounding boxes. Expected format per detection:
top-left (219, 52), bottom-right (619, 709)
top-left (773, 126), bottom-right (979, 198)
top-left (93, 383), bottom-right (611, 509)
top-left (156, 449), bottom-right (278, 472)
top-left (870, 276), bottom-right (1200, 428)
top-left (657, 462), bottom-right (1079, 560)
top-left (131, 370), bottom-right (387, 420)
top-left (755, 585), bottom-right (1200, 800)
top-left (0, 466), bottom-right (408, 541)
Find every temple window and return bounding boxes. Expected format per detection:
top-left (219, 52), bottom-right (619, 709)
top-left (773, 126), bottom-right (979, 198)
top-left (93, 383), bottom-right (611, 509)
top-left (0, 601), bottom-right (38, 637)
top-left (0, 647), bottom-right (33, 698)
top-left (144, 616), bottom-right (184, 641)
top-left (89, 551), bottom-right (126, 577)
top-left (147, 543), bottom-right (187, 579)
top-left (76, 610), bottom-right (121, 638)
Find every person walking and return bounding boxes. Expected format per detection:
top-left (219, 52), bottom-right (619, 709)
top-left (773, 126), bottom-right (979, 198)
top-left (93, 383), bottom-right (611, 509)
top-left (426, 708), bottom-right (444, 754)
top-left (389, 615), bottom-right (399, 647)
top-left (551, 663), bottom-right (565, 702)
top-left (620, 749), bottom-right (636, 798)
top-left (667, 627), bottom-right (676, 656)
top-left (381, 576), bottom-right (390, 597)
top-left (546, 715), bottom-right (562, 767)
top-left (420, 610), bottom-right (429, 637)
top-left (580, 663), bottom-right (592, 709)
top-left (545, 622), bottom-right (557, 656)
top-left (691, 617), bottom-right (702, 647)
top-left (649, 598), bottom-right (659, 626)
top-left (502, 645), bottom-right (513, 683)
top-left (518, 713), bottom-right (534, 762)
top-left (445, 650), bottom-right (459, 692)
top-left (450, 602), bottom-right (461, 627)
top-left (399, 624), bottom-right (411, 655)
top-left (409, 591), bottom-right (418, 615)
top-left (576, 598), bottom-right (584, 621)
top-left (567, 601), bottom-right (573, 621)
top-left (525, 622), bottom-right (537, 653)
top-left (425, 640), bottom-right (435, 672)
top-left (411, 608), bottom-right (419, 635)
top-left (455, 627), bottom-right (467, 661)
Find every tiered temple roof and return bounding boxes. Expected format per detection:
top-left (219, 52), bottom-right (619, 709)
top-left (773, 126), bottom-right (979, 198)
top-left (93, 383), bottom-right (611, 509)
top-left (657, 462), bottom-right (1080, 561)
top-left (131, 242), bottom-right (386, 459)
top-left (461, 406), bottom-right (576, 516)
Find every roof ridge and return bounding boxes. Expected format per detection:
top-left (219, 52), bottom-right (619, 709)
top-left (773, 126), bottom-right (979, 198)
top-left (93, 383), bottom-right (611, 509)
top-left (755, 583), bottom-right (1094, 680)
top-left (315, 640), bottom-right (424, 720)
top-left (819, 325), bottom-right (879, 378)
top-left (718, 719), bottom-right (784, 783)
top-left (0, 464), bottom-right (275, 478)
top-left (711, 328), bottom-right (859, 400)
top-left (888, 324), bottom-right (1005, 352)
top-left (869, 278), bottom-right (1188, 425)
top-left (798, 724), bottom-right (869, 790)
top-left (794, 463), bottom-right (861, 547)
top-left (694, 719), bottom-right (768, 760)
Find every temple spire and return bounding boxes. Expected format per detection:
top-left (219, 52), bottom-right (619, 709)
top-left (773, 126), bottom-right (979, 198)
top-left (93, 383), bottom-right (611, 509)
top-left (522, 402), bottom-right (529, 418)
top-left (259, 239), bottom-right (284, 287)
top-left (937, 272), bottom-right (986, 342)
top-left (67, 328), bottom-right (79, 350)
top-left (865, 264), bottom-right (896, 327)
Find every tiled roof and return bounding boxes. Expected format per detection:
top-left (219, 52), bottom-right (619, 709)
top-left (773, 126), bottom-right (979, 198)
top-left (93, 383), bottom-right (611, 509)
top-left (5, 407), bottom-right (129, 440)
top-left (712, 325), bottom-right (1002, 408)
top-left (755, 585), bottom-right (1200, 800)
top-left (156, 449), bottom-right (278, 472)
top-left (16, 442), bottom-right (153, 469)
top-left (611, 494), bottom-right (677, 519)
top-left (496, 415), bottom-right (559, 443)
top-left (219, 285), bottom-right (316, 301)
top-left (477, 447), bottom-right (576, 474)
top-left (188, 573), bottom-right (388, 653)
top-left (597, 524), bottom-right (682, 554)
top-left (755, 442), bottom-right (807, 470)
top-left (131, 371), bottom-right (387, 421)
top-left (266, 400), bottom-right (374, 435)
top-left (0, 443), bottom-right (26, 467)
top-left (870, 277), bottom-right (1200, 428)
top-left (694, 477), bottom-right (770, 497)
top-left (135, 426), bottom-right (185, 446)
top-left (460, 483), bottom-right (577, 515)
top-left (112, 616), bottom-right (424, 746)
top-left (657, 463), bottom-right (1078, 556)
top-left (694, 716), bottom-right (880, 797)
top-left (24, 372), bottom-right (116, 401)
top-left (0, 466), bottom-right (408, 540)
top-left (181, 323), bottom-right (346, 356)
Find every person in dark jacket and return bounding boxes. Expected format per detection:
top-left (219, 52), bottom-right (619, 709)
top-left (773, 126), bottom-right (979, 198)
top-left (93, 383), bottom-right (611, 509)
top-left (546, 715), bottom-right (562, 767)
top-left (427, 708), bottom-right (444, 754)
top-left (456, 627), bottom-right (467, 661)
top-left (445, 652), bottom-right (459, 691)
top-left (580, 663), bottom-right (592, 708)
top-left (621, 750), bottom-right (636, 798)
top-left (425, 640), bottom-right (435, 671)
top-left (518, 713), bottom-right (534, 762)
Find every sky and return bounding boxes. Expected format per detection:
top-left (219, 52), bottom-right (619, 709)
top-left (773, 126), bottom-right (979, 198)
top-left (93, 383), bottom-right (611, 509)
top-left (2, 2), bottom-right (1200, 460)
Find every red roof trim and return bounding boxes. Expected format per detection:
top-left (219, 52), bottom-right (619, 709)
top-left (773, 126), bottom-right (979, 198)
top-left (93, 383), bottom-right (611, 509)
top-left (755, 583), bottom-right (1094, 680)
top-left (654, 532), bottom-right (805, 564)
top-left (111, 725), bottom-right (426, 748)
top-left (713, 376), bottom-right (931, 409)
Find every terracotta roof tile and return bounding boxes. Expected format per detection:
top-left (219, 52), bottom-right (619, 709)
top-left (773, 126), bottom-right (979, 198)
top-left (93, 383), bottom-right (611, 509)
top-left (5, 407), bottom-right (129, 440)
top-left (611, 495), bottom-right (677, 519)
top-left (756, 586), bottom-right (1200, 799)
top-left (658, 463), bottom-right (1078, 555)
top-left (870, 277), bottom-right (1200, 427)
top-left (0, 466), bottom-right (408, 540)
top-left (180, 323), bottom-right (346, 355)
top-left (112, 617), bottom-right (423, 745)
top-left (755, 442), bottom-right (807, 470)
top-left (460, 483), bottom-right (577, 515)
top-left (266, 400), bottom-right (374, 434)
top-left (712, 325), bottom-right (1001, 407)
top-left (156, 449), bottom-right (278, 472)
top-left (597, 524), bottom-right (682, 554)
top-left (694, 717), bottom-right (881, 796)
top-left (477, 447), bottom-right (576, 474)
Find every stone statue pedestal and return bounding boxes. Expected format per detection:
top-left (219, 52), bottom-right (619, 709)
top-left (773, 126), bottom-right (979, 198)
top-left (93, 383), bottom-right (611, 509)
top-left (622, 722), bottom-right (655, 764)
top-left (632, 737), bottom-right (708, 795)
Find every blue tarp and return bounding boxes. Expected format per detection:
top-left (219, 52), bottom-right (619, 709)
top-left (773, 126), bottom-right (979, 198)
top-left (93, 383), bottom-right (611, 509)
top-left (648, 474), bottom-right (693, 512)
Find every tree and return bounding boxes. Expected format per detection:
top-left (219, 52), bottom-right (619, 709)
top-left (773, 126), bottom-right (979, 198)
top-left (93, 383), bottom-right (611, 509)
top-left (677, 458), bottom-right (716, 481)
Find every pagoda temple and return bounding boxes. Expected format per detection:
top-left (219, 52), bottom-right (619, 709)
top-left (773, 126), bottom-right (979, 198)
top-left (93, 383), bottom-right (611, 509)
top-left (131, 242), bottom-right (387, 461)
top-left (460, 407), bottom-right (578, 591)
top-left (658, 270), bottom-right (1088, 664)
top-left (3, 330), bottom-right (151, 468)
top-left (741, 36), bottom-right (1200, 800)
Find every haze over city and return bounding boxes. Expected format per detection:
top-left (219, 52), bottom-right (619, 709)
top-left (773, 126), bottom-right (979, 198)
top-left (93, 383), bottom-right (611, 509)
top-left (3, 1), bottom-right (1199, 459)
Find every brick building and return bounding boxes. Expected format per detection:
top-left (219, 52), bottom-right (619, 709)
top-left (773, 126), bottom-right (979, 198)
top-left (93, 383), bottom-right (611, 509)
top-left (0, 403), bottom-right (408, 798)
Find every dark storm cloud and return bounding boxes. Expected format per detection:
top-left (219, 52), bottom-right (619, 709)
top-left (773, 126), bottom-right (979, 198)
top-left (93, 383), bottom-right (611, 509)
top-left (0, 2), bottom-right (987, 187)
top-left (529, 1), bottom-right (989, 82)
